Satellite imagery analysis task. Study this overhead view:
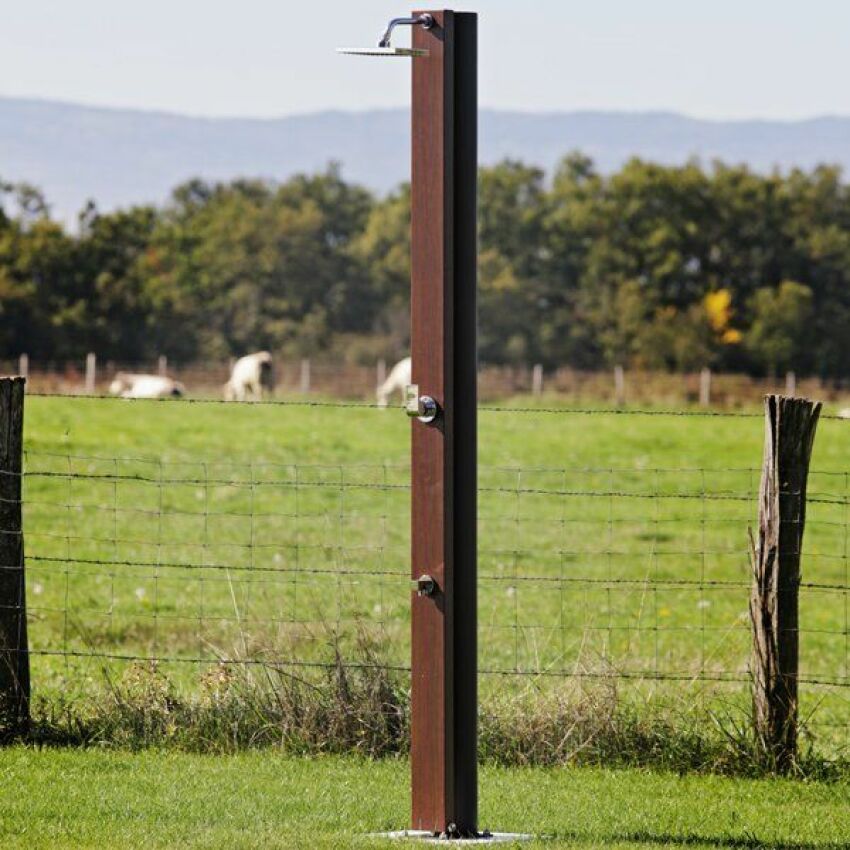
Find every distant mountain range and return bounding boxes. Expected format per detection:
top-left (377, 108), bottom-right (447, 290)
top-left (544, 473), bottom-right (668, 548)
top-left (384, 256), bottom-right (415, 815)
top-left (4, 96), bottom-right (850, 221)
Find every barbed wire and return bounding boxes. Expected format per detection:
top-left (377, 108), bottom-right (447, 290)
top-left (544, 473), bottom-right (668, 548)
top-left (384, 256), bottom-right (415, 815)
top-left (13, 649), bottom-right (850, 691)
top-left (28, 391), bottom-right (381, 408)
top-left (23, 390), bottom-right (850, 420)
top-left (0, 408), bottom-right (845, 752)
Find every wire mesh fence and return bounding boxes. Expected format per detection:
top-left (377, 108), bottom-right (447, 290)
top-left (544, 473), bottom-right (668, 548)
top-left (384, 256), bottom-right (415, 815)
top-left (23, 454), bottom-right (412, 678)
top-left (8, 393), bottom-right (850, 749)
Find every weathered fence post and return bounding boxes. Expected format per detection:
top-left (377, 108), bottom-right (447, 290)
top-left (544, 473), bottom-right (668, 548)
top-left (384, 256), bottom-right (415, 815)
top-left (0, 377), bottom-right (29, 733)
top-left (785, 371), bottom-right (796, 397)
top-left (376, 358), bottom-right (387, 393)
top-left (532, 363), bottom-right (543, 396)
top-left (699, 367), bottom-right (712, 407)
top-left (157, 355), bottom-right (168, 376)
top-left (85, 352), bottom-right (96, 394)
top-left (750, 394), bottom-right (820, 770)
top-left (17, 355), bottom-right (28, 381)
top-left (614, 365), bottom-right (625, 406)
top-left (300, 359), bottom-right (311, 394)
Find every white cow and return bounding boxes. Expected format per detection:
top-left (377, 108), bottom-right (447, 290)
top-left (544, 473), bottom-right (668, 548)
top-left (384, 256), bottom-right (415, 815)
top-left (109, 373), bottom-right (185, 398)
top-left (376, 356), bottom-right (412, 408)
top-left (223, 351), bottom-right (274, 401)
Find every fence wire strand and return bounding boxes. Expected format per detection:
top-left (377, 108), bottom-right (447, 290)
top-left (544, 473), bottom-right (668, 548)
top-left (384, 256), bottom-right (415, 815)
top-left (13, 455), bottom-right (850, 682)
top-left (4, 398), bottom-right (850, 745)
top-left (25, 390), bottom-right (850, 420)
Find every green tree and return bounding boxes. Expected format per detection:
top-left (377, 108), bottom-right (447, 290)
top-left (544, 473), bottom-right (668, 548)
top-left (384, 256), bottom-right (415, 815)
top-left (140, 166), bottom-right (375, 359)
top-left (746, 281), bottom-right (814, 374)
top-left (478, 160), bottom-right (547, 364)
top-left (4, 156), bottom-right (850, 379)
top-left (349, 184), bottom-right (411, 354)
top-left (76, 204), bottom-right (159, 358)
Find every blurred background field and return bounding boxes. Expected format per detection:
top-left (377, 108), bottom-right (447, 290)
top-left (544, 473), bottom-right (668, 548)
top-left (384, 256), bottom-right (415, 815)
top-left (11, 358), bottom-right (850, 409)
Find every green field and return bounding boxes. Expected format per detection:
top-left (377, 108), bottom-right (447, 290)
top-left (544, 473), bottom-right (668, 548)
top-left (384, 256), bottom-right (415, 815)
top-left (2, 748), bottom-right (850, 849)
top-left (19, 395), bottom-right (850, 743)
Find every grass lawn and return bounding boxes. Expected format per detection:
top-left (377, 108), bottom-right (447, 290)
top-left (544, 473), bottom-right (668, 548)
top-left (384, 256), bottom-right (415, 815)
top-left (18, 395), bottom-right (850, 743)
top-left (1, 748), bottom-right (849, 849)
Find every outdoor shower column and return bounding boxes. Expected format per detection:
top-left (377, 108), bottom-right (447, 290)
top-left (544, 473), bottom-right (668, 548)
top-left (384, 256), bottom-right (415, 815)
top-left (410, 9), bottom-right (478, 836)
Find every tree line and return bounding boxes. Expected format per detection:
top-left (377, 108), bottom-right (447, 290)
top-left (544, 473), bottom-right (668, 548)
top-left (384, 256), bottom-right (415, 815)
top-left (3, 154), bottom-right (850, 377)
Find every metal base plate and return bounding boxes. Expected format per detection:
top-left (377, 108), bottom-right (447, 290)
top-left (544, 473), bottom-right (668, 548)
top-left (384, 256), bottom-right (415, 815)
top-left (372, 831), bottom-right (532, 844)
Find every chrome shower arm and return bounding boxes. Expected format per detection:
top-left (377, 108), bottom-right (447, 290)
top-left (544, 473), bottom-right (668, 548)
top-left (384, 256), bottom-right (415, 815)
top-left (378, 13), bottom-right (435, 48)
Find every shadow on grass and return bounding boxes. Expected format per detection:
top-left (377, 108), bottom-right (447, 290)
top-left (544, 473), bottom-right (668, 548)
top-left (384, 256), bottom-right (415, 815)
top-left (547, 830), bottom-right (850, 850)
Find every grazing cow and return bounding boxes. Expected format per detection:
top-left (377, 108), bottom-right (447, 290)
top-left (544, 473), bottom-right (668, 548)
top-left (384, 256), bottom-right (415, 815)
top-left (109, 373), bottom-right (185, 398)
top-left (376, 356), bottom-right (411, 408)
top-left (223, 351), bottom-right (274, 401)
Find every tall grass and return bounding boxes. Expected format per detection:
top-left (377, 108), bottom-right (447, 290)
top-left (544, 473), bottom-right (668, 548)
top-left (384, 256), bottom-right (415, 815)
top-left (31, 632), bottom-right (407, 758)
top-left (23, 636), bottom-right (848, 780)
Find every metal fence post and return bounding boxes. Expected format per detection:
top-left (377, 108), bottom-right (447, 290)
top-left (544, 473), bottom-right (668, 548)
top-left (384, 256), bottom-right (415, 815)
top-left (411, 9), bottom-right (477, 836)
top-left (750, 394), bottom-right (820, 770)
top-left (0, 377), bottom-right (29, 733)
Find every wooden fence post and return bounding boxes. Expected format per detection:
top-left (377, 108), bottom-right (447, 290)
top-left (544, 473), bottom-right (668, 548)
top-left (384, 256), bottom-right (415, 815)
top-left (157, 355), bottom-right (168, 376)
top-left (17, 355), bottom-right (28, 381)
top-left (785, 371), bottom-right (797, 397)
top-left (300, 359), bottom-right (311, 394)
top-left (614, 365), bottom-right (625, 406)
top-left (532, 364), bottom-right (543, 396)
top-left (0, 378), bottom-right (29, 733)
top-left (376, 358), bottom-right (387, 393)
top-left (750, 394), bottom-right (820, 770)
top-left (699, 367), bottom-right (712, 407)
top-left (85, 352), bottom-right (96, 394)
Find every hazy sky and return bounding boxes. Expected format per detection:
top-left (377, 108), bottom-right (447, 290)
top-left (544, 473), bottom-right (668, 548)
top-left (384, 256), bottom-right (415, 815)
top-left (3, 0), bottom-right (850, 120)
